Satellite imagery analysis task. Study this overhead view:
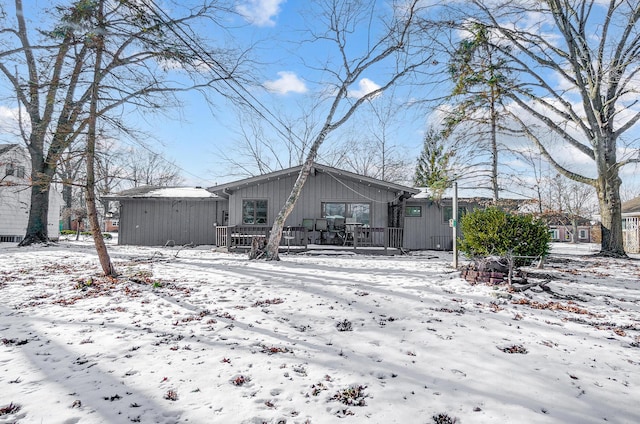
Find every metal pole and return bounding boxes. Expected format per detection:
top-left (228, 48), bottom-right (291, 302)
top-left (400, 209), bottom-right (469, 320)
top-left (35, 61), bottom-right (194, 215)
top-left (452, 181), bottom-right (458, 269)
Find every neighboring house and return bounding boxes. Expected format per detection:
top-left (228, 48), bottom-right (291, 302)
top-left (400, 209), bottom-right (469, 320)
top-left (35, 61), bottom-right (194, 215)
top-left (104, 211), bottom-right (120, 232)
top-left (543, 212), bottom-right (593, 243)
top-left (0, 144), bottom-right (62, 242)
top-left (622, 197), bottom-right (640, 253)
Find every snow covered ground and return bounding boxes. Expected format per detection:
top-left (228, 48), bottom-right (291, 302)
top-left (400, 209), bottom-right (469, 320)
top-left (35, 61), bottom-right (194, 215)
top-left (0, 240), bottom-right (638, 424)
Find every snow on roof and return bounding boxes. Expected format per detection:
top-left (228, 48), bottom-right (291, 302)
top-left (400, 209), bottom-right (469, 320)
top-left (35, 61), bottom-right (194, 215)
top-left (143, 187), bottom-right (217, 198)
top-left (107, 186), bottom-right (218, 199)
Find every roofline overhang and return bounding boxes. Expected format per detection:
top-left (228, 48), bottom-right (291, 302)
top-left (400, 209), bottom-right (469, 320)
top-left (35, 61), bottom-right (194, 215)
top-left (207, 163), bottom-right (419, 196)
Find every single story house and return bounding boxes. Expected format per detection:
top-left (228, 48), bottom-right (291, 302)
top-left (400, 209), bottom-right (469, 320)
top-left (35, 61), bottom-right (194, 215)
top-left (0, 143), bottom-right (62, 243)
top-left (106, 163), bottom-right (526, 252)
top-left (622, 197), bottom-right (640, 253)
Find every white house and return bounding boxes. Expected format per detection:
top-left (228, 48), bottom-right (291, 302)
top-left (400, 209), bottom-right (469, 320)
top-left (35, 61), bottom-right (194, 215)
top-left (0, 144), bottom-right (62, 243)
top-left (622, 197), bottom-right (640, 253)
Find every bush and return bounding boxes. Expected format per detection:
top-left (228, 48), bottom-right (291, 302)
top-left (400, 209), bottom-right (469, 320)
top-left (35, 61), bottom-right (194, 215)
top-left (458, 207), bottom-right (550, 266)
top-left (60, 230), bottom-right (112, 239)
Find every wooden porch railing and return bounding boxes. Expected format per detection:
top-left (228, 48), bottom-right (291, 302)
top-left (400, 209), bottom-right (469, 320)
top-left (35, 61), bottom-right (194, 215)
top-left (216, 225), bottom-right (405, 252)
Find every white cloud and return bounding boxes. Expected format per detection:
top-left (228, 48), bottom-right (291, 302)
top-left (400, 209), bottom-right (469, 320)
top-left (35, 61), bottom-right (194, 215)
top-left (263, 71), bottom-right (307, 95)
top-left (236, 0), bottom-right (284, 27)
top-left (348, 78), bottom-right (381, 99)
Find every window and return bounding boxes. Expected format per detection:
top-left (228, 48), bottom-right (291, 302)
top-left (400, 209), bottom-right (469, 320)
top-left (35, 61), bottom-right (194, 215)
top-left (16, 166), bottom-right (25, 178)
top-left (242, 200), bottom-right (268, 224)
top-left (443, 206), bottom-right (467, 223)
top-left (111, 220), bottom-right (119, 227)
top-left (549, 229), bottom-right (559, 240)
top-left (5, 163), bottom-right (15, 176)
top-left (578, 229), bottom-right (588, 239)
top-left (321, 202), bottom-right (370, 225)
top-left (405, 205), bottom-right (422, 217)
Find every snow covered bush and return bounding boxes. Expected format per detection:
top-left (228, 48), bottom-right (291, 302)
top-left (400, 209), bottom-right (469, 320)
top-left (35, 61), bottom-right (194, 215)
top-left (459, 207), bottom-right (550, 266)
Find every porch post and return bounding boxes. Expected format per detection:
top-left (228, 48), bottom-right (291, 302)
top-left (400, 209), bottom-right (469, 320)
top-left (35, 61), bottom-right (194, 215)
top-left (452, 182), bottom-right (458, 269)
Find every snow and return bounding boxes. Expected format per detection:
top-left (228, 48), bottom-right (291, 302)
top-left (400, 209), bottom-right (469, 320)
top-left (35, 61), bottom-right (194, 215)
top-left (135, 187), bottom-right (217, 198)
top-left (1, 240), bottom-right (639, 423)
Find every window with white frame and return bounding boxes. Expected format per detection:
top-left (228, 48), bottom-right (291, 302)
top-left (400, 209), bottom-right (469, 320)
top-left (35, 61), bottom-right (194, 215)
top-left (578, 229), bottom-right (588, 239)
top-left (549, 229), bottom-right (559, 240)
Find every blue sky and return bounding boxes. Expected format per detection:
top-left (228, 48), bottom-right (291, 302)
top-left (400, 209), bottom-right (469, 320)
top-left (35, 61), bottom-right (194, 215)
top-left (149, 0), bottom-right (429, 187)
top-left (1, 0), bottom-right (639, 199)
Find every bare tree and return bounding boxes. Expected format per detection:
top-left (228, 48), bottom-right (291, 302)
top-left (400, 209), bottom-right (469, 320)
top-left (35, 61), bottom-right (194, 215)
top-left (261, 0), bottom-right (437, 260)
top-left (0, 0), bottom-right (243, 245)
top-left (84, 0), bottom-right (114, 276)
top-left (458, 0), bottom-right (640, 256)
top-left (217, 104), bottom-right (318, 178)
top-left (333, 91), bottom-right (413, 184)
top-left (122, 148), bottom-right (184, 188)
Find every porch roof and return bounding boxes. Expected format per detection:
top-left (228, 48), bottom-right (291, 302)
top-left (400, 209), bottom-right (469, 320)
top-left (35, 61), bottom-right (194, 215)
top-left (622, 196), bottom-right (640, 215)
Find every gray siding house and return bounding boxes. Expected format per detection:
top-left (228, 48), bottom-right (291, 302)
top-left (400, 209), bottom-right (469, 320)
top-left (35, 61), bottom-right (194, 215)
top-left (209, 164), bottom-right (419, 249)
top-left (107, 164), bottom-right (511, 252)
top-left (209, 164), bottom-right (417, 229)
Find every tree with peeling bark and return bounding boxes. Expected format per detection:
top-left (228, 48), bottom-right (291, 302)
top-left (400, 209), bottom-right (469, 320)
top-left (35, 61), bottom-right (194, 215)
top-left (457, 0), bottom-right (640, 256)
top-left (261, 0), bottom-right (437, 261)
top-left (0, 0), bottom-right (243, 246)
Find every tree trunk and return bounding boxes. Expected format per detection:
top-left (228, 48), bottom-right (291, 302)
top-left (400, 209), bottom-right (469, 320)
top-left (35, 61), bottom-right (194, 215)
top-left (595, 134), bottom-right (625, 256)
top-left (19, 173), bottom-right (51, 245)
top-left (490, 86), bottom-right (499, 203)
top-left (85, 0), bottom-right (116, 277)
top-left (264, 159), bottom-right (315, 261)
top-left (63, 183), bottom-right (73, 230)
top-left (596, 173), bottom-right (626, 257)
top-left (20, 138), bottom-right (52, 246)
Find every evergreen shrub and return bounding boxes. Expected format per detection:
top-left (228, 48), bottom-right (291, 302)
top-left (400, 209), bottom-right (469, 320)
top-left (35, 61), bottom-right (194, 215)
top-left (458, 207), bottom-right (550, 266)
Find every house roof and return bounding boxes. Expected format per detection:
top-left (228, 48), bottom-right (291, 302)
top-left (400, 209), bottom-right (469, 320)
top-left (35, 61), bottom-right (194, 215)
top-left (0, 143), bottom-right (20, 156)
top-left (208, 163), bottom-right (420, 199)
top-left (541, 212), bottom-right (593, 226)
top-left (622, 196), bottom-right (640, 215)
top-left (104, 186), bottom-right (219, 201)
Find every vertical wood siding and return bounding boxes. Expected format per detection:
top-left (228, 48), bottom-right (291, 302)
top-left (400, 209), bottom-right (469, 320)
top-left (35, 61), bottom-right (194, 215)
top-left (226, 171), bottom-right (399, 227)
top-left (119, 199), bottom-right (223, 246)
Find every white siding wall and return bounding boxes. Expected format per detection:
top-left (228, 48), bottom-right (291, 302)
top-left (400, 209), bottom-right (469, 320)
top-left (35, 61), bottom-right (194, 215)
top-left (0, 145), bottom-right (61, 241)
